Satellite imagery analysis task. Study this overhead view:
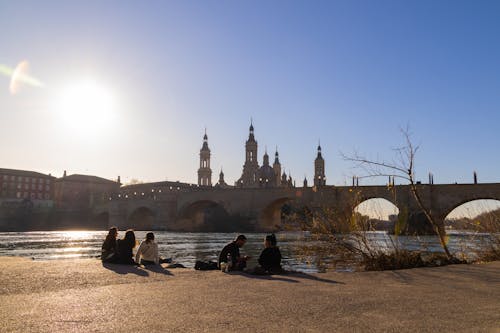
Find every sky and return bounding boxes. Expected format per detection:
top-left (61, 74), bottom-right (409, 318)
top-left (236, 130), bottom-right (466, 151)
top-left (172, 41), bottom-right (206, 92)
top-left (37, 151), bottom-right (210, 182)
top-left (1, 0), bottom-right (500, 195)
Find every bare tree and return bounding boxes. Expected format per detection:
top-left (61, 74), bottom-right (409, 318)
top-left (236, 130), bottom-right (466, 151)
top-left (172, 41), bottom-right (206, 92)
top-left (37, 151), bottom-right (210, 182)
top-left (342, 127), bottom-right (453, 260)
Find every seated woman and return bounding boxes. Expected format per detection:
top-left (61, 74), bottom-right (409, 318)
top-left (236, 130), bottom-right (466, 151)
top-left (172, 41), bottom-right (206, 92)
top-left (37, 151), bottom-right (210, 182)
top-left (255, 234), bottom-right (283, 274)
top-left (135, 232), bottom-right (159, 265)
top-left (116, 229), bottom-right (137, 265)
top-left (101, 227), bottom-right (118, 263)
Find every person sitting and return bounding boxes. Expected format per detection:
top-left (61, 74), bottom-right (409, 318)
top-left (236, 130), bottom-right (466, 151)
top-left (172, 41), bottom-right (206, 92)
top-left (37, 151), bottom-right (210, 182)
top-left (117, 229), bottom-right (137, 265)
top-left (255, 234), bottom-right (283, 274)
top-left (135, 232), bottom-right (159, 265)
top-left (218, 234), bottom-right (249, 271)
top-left (101, 227), bottom-right (119, 263)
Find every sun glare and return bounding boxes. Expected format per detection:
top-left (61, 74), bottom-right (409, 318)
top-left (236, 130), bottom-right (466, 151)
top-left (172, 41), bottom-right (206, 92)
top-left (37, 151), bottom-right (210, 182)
top-left (54, 79), bottom-right (116, 135)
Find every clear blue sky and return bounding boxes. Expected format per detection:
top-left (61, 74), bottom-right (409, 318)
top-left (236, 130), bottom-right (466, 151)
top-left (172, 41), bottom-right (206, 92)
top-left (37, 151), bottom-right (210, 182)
top-left (1, 0), bottom-right (499, 187)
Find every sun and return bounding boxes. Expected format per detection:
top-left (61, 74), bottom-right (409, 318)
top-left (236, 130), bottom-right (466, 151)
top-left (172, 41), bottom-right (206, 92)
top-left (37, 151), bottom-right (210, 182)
top-left (54, 79), bottom-right (116, 135)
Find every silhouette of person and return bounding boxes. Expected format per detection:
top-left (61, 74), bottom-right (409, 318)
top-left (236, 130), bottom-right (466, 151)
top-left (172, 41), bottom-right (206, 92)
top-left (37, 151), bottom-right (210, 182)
top-left (218, 234), bottom-right (249, 271)
top-left (117, 229), bottom-right (137, 265)
top-left (101, 227), bottom-right (119, 263)
top-left (254, 234), bottom-right (283, 274)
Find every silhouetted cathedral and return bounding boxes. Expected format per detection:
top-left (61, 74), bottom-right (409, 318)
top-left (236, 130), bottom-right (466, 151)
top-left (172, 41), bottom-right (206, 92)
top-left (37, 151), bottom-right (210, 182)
top-left (235, 122), bottom-right (294, 188)
top-left (196, 121), bottom-right (327, 189)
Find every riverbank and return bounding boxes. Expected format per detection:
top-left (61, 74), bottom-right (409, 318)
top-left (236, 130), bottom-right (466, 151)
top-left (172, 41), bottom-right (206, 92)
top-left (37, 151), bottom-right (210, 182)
top-left (0, 257), bottom-right (499, 332)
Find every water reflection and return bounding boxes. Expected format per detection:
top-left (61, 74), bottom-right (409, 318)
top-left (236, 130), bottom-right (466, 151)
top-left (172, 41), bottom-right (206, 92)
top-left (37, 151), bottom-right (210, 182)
top-left (0, 231), bottom-right (496, 273)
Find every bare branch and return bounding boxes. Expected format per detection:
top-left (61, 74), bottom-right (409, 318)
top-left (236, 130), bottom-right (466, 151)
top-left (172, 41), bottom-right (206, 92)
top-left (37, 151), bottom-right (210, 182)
top-left (340, 151), bottom-right (410, 175)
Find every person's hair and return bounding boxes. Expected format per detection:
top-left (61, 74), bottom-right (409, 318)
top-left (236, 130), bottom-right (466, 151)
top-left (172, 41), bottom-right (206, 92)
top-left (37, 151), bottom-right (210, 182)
top-left (235, 234), bottom-right (247, 242)
top-left (123, 229), bottom-right (136, 248)
top-left (105, 227), bottom-right (118, 243)
top-left (108, 227), bottom-right (118, 237)
top-left (145, 232), bottom-right (154, 243)
top-left (265, 234), bottom-right (277, 246)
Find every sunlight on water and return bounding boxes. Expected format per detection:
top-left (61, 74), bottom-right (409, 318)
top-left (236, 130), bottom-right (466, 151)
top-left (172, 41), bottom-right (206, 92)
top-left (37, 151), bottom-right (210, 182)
top-left (0, 231), bottom-right (496, 273)
top-left (59, 230), bottom-right (95, 240)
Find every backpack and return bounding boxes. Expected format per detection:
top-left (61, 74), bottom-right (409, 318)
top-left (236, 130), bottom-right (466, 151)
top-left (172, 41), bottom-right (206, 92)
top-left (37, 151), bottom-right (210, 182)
top-left (194, 260), bottom-right (219, 270)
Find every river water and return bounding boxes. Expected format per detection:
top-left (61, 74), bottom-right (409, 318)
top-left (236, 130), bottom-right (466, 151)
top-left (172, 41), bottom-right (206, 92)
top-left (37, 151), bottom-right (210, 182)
top-left (0, 231), bottom-right (496, 272)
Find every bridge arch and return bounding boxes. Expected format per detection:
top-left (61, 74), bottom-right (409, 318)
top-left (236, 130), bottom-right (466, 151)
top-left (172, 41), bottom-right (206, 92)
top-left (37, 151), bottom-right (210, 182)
top-left (353, 198), bottom-right (400, 232)
top-left (443, 197), bottom-right (500, 220)
top-left (281, 204), bottom-right (314, 231)
top-left (259, 197), bottom-right (295, 231)
top-left (444, 199), bottom-right (500, 231)
top-left (128, 206), bottom-right (156, 230)
top-left (178, 200), bottom-right (231, 231)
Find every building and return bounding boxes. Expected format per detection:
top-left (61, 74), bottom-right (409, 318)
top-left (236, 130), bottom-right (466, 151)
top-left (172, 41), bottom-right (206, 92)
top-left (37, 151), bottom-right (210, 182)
top-left (53, 172), bottom-right (120, 209)
top-left (197, 131), bottom-right (212, 186)
top-left (314, 144), bottom-right (326, 187)
top-left (236, 122), bottom-right (292, 188)
top-left (236, 122), bottom-right (260, 187)
top-left (273, 150), bottom-right (282, 187)
top-left (215, 169), bottom-right (232, 189)
top-left (0, 168), bottom-right (55, 204)
top-left (256, 150), bottom-right (277, 188)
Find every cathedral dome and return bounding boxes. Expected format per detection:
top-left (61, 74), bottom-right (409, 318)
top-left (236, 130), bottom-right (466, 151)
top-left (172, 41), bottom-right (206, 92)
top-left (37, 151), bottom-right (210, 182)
top-left (258, 164), bottom-right (276, 186)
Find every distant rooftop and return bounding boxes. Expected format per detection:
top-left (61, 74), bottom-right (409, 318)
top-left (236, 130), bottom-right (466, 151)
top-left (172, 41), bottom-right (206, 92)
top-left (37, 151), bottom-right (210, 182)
top-left (56, 174), bottom-right (118, 185)
top-left (121, 180), bottom-right (196, 189)
top-left (0, 168), bottom-right (55, 179)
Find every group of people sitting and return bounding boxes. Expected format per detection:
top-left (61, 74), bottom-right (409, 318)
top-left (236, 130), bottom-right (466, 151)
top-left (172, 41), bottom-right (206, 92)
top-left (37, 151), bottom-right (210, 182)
top-left (101, 228), bottom-right (283, 274)
top-left (218, 234), bottom-right (283, 274)
top-left (101, 227), bottom-right (164, 265)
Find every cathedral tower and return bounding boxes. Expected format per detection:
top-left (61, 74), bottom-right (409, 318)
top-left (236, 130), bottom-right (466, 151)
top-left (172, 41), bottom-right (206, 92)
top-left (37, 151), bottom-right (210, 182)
top-left (314, 144), bottom-right (326, 187)
top-left (215, 168), bottom-right (229, 188)
top-left (237, 121), bottom-right (260, 187)
top-left (198, 131), bottom-right (212, 186)
top-left (273, 148), bottom-right (281, 187)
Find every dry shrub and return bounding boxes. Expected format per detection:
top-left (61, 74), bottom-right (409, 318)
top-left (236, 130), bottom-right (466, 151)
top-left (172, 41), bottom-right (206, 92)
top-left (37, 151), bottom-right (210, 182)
top-left (363, 250), bottom-right (424, 271)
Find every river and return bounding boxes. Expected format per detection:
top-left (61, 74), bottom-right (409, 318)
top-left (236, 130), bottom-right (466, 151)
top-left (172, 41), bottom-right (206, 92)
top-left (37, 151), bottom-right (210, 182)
top-left (0, 230), bottom-right (496, 272)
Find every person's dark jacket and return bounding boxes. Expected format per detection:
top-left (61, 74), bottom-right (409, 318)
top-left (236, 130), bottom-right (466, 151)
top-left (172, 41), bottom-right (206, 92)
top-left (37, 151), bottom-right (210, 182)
top-left (218, 241), bottom-right (240, 267)
top-left (101, 238), bottom-right (117, 262)
top-left (117, 239), bottom-right (135, 264)
top-left (258, 246), bottom-right (282, 271)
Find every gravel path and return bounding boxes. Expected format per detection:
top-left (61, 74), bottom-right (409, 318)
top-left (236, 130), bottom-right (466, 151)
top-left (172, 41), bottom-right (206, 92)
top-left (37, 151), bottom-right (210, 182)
top-left (0, 257), bottom-right (499, 332)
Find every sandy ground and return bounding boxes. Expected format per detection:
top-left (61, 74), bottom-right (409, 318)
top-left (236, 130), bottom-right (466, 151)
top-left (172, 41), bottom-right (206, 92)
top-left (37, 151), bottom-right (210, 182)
top-left (0, 257), bottom-right (499, 333)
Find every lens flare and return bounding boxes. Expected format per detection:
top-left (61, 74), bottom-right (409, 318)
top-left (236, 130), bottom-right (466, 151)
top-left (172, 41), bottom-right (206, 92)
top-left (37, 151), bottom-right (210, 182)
top-left (0, 64), bottom-right (14, 76)
top-left (0, 61), bottom-right (44, 95)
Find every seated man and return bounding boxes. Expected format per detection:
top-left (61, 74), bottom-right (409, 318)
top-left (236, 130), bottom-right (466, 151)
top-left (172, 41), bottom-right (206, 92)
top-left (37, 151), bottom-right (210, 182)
top-left (218, 234), bottom-right (249, 271)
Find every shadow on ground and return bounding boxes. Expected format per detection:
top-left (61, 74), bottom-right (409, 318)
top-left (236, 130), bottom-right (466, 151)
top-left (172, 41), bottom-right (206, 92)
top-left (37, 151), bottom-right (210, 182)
top-left (102, 263), bottom-right (149, 276)
top-left (143, 264), bottom-right (173, 276)
top-left (238, 271), bottom-right (344, 284)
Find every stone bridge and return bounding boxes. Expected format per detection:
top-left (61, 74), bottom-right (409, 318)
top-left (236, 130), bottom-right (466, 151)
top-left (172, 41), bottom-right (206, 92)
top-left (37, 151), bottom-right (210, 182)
top-left (95, 182), bottom-right (500, 233)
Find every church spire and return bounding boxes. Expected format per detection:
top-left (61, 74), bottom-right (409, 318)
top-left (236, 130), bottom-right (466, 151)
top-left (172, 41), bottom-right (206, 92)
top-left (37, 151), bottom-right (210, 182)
top-left (273, 146), bottom-right (281, 187)
top-left (263, 146), bottom-right (269, 166)
top-left (201, 129), bottom-right (209, 151)
top-left (237, 119), bottom-right (259, 187)
top-left (198, 130), bottom-right (212, 186)
top-left (248, 118), bottom-right (255, 142)
top-left (314, 142), bottom-right (326, 187)
top-left (219, 168), bottom-right (224, 182)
